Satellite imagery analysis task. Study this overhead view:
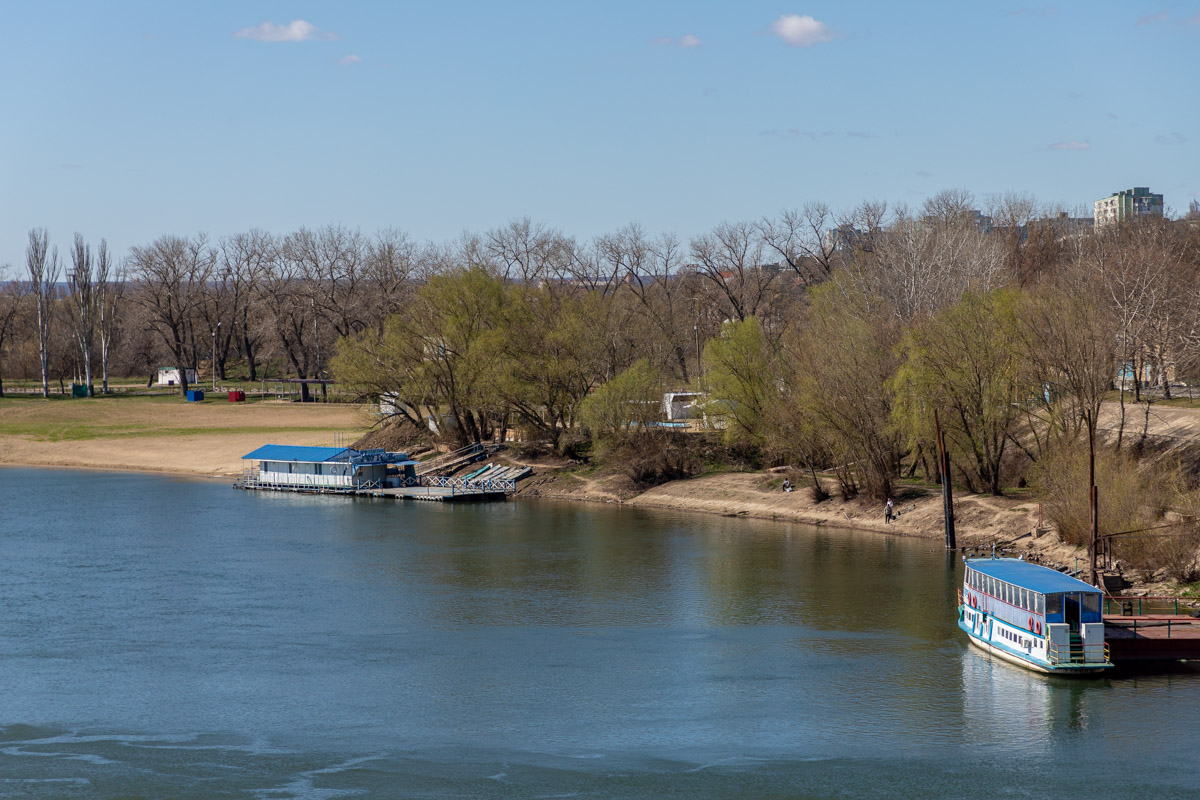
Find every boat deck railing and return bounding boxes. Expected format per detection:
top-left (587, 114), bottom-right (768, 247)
top-left (237, 470), bottom-right (383, 494)
top-left (236, 466), bottom-right (514, 496)
top-left (1047, 640), bottom-right (1110, 667)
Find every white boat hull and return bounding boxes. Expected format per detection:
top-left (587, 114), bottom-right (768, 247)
top-left (959, 614), bottom-right (1109, 675)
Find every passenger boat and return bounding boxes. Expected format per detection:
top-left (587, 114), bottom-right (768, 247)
top-left (958, 556), bottom-right (1112, 674)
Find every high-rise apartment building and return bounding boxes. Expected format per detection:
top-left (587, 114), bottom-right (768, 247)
top-left (1093, 187), bottom-right (1163, 226)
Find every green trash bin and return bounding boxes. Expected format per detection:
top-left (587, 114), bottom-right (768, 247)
top-left (71, 384), bottom-right (88, 398)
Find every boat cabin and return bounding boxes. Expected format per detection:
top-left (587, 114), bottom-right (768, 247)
top-left (963, 559), bottom-right (1103, 633)
top-left (241, 444), bottom-right (418, 491)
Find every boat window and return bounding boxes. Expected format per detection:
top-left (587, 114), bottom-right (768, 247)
top-left (1082, 594), bottom-right (1100, 615)
top-left (1036, 594), bottom-right (1044, 615)
top-left (1047, 594), bottom-right (1062, 615)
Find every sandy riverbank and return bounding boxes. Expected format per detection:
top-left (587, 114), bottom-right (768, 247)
top-left (0, 396), bottom-right (368, 477)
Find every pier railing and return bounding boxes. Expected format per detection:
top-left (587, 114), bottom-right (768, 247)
top-left (1104, 596), bottom-right (1199, 617)
top-left (398, 475), bottom-right (515, 494)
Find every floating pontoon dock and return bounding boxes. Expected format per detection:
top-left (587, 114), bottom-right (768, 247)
top-left (235, 443), bottom-right (524, 502)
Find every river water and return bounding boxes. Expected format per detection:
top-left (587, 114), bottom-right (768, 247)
top-left (0, 467), bottom-right (1197, 798)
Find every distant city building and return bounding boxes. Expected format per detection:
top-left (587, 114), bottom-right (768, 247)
top-left (1031, 212), bottom-right (1094, 240)
top-left (1093, 187), bottom-right (1163, 227)
top-left (824, 224), bottom-right (867, 252)
top-left (962, 209), bottom-right (993, 233)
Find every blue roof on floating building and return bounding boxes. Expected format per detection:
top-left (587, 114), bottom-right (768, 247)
top-left (242, 445), bottom-right (353, 462)
top-left (967, 558), bottom-right (1100, 594)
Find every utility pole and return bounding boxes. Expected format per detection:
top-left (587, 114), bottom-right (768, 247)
top-left (211, 321), bottom-right (221, 391)
top-left (934, 409), bottom-right (957, 550)
top-left (1089, 425), bottom-right (1099, 587)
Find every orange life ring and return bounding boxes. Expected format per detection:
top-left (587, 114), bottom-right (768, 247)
top-left (1036, 621), bottom-right (1042, 635)
top-left (1028, 616), bottom-right (1034, 631)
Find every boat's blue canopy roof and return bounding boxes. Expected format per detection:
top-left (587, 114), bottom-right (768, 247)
top-left (242, 445), bottom-right (352, 462)
top-left (966, 558), bottom-right (1100, 595)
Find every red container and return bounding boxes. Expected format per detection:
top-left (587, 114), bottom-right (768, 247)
top-left (228, 390), bottom-right (246, 402)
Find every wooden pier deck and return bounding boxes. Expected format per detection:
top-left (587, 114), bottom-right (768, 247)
top-left (1105, 615), bottom-right (1200, 663)
top-left (362, 486), bottom-right (509, 502)
top-left (237, 482), bottom-right (509, 502)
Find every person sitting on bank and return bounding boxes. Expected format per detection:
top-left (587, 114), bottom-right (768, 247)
top-left (782, 478), bottom-right (793, 493)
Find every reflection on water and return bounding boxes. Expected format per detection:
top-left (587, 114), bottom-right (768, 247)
top-left (1, 468), bottom-right (1199, 798)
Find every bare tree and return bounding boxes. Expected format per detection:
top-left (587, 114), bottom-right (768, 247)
top-left (596, 225), bottom-right (695, 382)
top-left (128, 234), bottom-right (216, 396)
top-left (26, 228), bottom-right (60, 398)
top-left (261, 246), bottom-right (320, 400)
top-left (758, 204), bottom-right (841, 286)
top-left (0, 277), bottom-right (27, 396)
top-left (218, 230), bottom-right (273, 382)
top-left (95, 241), bottom-right (125, 394)
top-left (483, 217), bottom-right (573, 284)
top-left (68, 234), bottom-right (100, 396)
top-left (841, 213), bottom-right (1007, 323)
top-left (922, 188), bottom-right (979, 225)
top-left (365, 228), bottom-right (423, 325)
top-left (690, 221), bottom-right (781, 322)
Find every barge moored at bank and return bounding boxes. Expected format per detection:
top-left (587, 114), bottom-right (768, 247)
top-left (959, 557), bottom-right (1112, 675)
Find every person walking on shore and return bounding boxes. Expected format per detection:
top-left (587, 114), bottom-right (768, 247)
top-left (884, 498), bottom-right (894, 525)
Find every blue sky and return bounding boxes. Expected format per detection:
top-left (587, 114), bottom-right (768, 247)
top-left (2, 1), bottom-right (1197, 271)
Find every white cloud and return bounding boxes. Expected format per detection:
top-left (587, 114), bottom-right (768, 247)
top-left (653, 34), bottom-right (703, 47)
top-left (771, 14), bottom-right (835, 47)
top-left (337, 54), bottom-right (362, 66)
top-left (1137, 11), bottom-right (1168, 26)
top-left (234, 20), bottom-right (337, 43)
top-left (1049, 140), bottom-right (1091, 151)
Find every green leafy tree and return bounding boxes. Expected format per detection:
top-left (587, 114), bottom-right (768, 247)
top-left (579, 359), bottom-right (663, 442)
top-left (892, 289), bottom-right (1023, 495)
top-left (492, 285), bottom-right (607, 451)
top-left (701, 317), bottom-right (777, 449)
top-left (788, 280), bottom-right (903, 500)
top-left (333, 267), bottom-right (505, 444)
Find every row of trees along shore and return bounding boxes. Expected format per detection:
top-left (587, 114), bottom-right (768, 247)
top-left (3, 192), bottom-right (1200, 578)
